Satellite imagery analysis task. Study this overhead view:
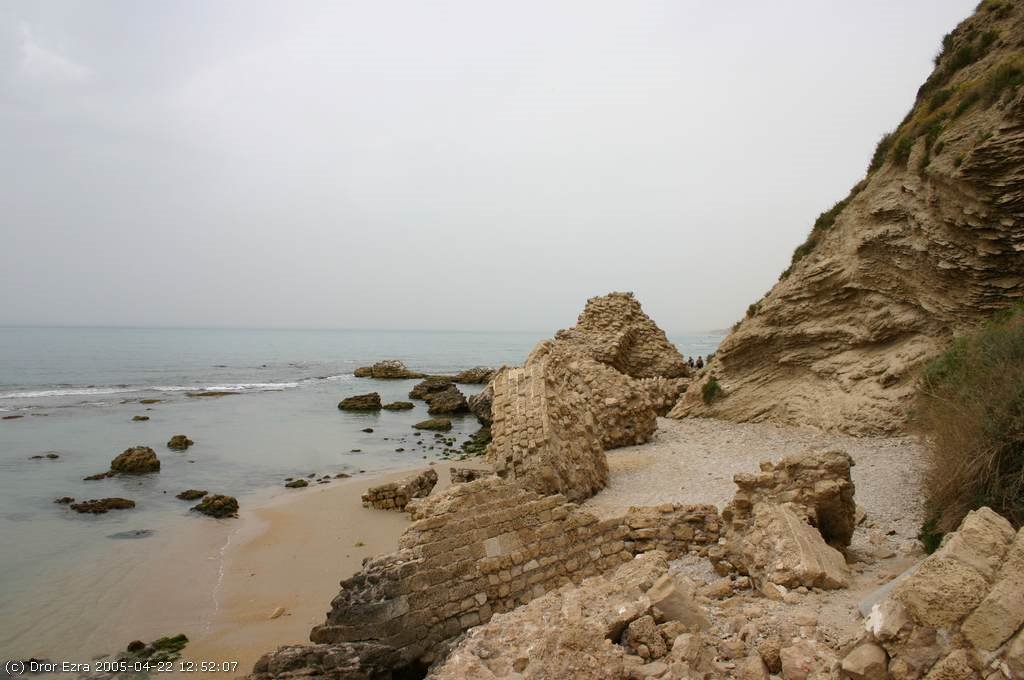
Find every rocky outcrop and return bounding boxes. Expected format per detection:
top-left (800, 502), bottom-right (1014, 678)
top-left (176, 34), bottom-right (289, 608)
top-left (382, 401), bottom-right (414, 411)
top-left (250, 642), bottom-right (400, 680)
top-left (425, 385), bottom-right (469, 415)
top-left (354, 360), bottom-right (425, 380)
top-left (338, 393), bottom-right (383, 411)
top-left (69, 498), bottom-right (135, 514)
top-left (191, 494), bottom-right (238, 518)
top-left (110, 446), bottom-right (161, 474)
top-left (360, 468), bottom-right (438, 511)
top-left (409, 377), bottom-right (453, 400)
top-left (672, 5), bottom-right (1024, 434)
top-left (845, 507), bottom-right (1023, 679)
top-left (167, 435), bottom-right (193, 450)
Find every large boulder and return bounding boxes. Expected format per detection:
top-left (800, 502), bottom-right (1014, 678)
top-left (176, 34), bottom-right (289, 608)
top-left (191, 494), bottom-right (239, 518)
top-left (353, 360), bottom-right (424, 379)
top-left (337, 393), bottom-right (382, 411)
top-left (110, 446), bottom-right (161, 474)
top-left (424, 385), bottom-right (469, 415)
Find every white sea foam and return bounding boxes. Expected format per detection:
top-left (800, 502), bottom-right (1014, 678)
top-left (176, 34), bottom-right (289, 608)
top-left (0, 375), bottom-right (351, 400)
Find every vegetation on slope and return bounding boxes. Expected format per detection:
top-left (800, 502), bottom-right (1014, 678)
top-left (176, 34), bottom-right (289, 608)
top-left (779, 0), bottom-right (1022, 279)
top-left (914, 304), bottom-right (1024, 533)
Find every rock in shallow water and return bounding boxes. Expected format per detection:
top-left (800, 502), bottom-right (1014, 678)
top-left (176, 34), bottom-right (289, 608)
top-left (167, 434), bottom-right (193, 450)
top-left (175, 489), bottom-right (207, 501)
top-left (413, 418), bottom-right (452, 431)
top-left (107, 529), bottom-right (155, 540)
top-left (110, 446), bottom-right (161, 474)
top-left (191, 494), bottom-right (238, 518)
top-left (338, 393), bottom-right (382, 411)
top-left (70, 498), bottom-right (136, 514)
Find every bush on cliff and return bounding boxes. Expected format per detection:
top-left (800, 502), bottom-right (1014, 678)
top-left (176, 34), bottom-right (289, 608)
top-left (702, 376), bottom-right (723, 405)
top-left (915, 304), bottom-right (1024, 531)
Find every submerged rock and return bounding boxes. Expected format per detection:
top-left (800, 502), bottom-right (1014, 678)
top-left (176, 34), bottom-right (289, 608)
top-left (138, 399), bottom-right (161, 405)
top-left (111, 446), bottom-right (161, 474)
top-left (191, 494), bottom-right (238, 518)
top-left (107, 529), bottom-right (155, 540)
top-left (413, 418), bottom-right (452, 431)
top-left (337, 393), bottom-right (382, 411)
top-left (54, 496), bottom-right (74, 504)
top-left (167, 434), bottom-right (193, 450)
top-left (285, 479), bottom-right (309, 488)
top-left (175, 489), bottom-right (207, 501)
top-left (132, 415), bottom-right (150, 421)
top-left (382, 401), bottom-right (414, 410)
top-left (70, 498), bottom-right (136, 514)
top-left (460, 426), bottom-right (491, 455)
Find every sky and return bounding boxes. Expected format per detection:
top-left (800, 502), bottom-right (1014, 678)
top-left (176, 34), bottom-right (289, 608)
top-left (0, 0), bottom-right (978, 334)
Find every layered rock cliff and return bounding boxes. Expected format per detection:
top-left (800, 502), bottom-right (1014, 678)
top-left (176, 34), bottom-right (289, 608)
top-left (672, 1), bottom-right (1024, 434)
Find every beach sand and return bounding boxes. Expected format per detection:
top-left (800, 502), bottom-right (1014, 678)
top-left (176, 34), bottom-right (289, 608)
top-left (181, 462), bottom-right (457, 675)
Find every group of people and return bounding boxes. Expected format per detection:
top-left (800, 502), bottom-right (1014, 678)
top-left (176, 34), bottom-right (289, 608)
top-left (686, 355), bottom-right (711, 370)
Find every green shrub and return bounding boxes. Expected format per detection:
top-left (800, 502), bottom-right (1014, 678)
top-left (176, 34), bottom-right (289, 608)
top-left (917, 518), bottom-right (944, 554)
top-left (928, 88), bottom-right (954, 111)
top-left (914, 304), bottom-right (1024, 531)
top-left (702, 375), bottom-right (723, 405)
top-left (892, 136), bottom-right (915, 166)
top-left (982, 62), bottom-right (1024, 104)
top-left (868, 132), bottom-right (895, 172)
top-left (746, 302), bottom-right (760, 318)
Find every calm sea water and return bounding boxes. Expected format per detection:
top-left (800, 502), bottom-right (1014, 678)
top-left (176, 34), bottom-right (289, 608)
top-left (0, 327), bottom-right (722, 662)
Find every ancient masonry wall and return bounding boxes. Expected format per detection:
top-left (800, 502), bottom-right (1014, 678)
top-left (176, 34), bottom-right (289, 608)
top-left (360, 469), bottom-right (438, 511)
top-left (487, 360), bottom-right (608, 502)
top-left (310, 478), bottom-right (719, 665)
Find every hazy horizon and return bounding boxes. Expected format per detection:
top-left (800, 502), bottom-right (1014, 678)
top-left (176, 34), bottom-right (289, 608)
top-left (2, 1), bottom-right (978, 332)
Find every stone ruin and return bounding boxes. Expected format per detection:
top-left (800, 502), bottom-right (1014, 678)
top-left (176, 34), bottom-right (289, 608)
top-left (449, 467), bottom-right (490, 484)
top-left (485, 292), bottom-right (690, 502)
top-left (360, 468), bottom-right (438, 511)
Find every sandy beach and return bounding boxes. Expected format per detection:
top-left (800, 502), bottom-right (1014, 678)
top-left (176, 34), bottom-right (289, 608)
top-left (180, 462), bottom-right (460, 674)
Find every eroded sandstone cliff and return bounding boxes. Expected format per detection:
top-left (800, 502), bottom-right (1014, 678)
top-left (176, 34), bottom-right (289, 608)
top-left (672, 1), bottom-right (1024, 434)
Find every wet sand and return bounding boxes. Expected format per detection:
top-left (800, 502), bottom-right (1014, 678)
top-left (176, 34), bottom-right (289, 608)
top-left (181, 462), bottom-right (457, 675)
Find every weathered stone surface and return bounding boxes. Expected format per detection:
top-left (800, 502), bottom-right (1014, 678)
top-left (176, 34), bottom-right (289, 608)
top-left (191, 494), bottom-right (238, 518)
top-left (249, 641), bottom-right (400, 680)
top-left (733, 503), bottom-right (849, 590)
top-left (623, 614), bottom-right (667, 659)
top-left (360, 468), bottom-right (437, 511)
top-left (646, 574), bottom-right (708, 632)
top-left (922, 649), bottom-right (978, 679)
top-left (841, 642), bottom-right (888, 680)
top-left (724, 449), bottom-right (857, 548)
top-left (467, 384), bottom-right (493, 425)
top-left (167, 434), bottom-right (193, 450)
top-left (353, 360), bottom-right (425, 380)
top-left (69, 498), bottom-right (135, 514)
top-left (338, 393), bottom-right (383, 411)
top-left (670, 7), bottom-right (1024, 435)
top-left (454, 366), bottom-right (495, 384)
top-left (450, 467), bottom-right (490, 484)
top-left (430, 552), bottom-right (670, 680)
top-left (960, 526), bottom-right (1024, 651)
top-left (893, 550), bottom-right (989, 629)
top-left (425, 385), bottom-right (469, 415)
top-left (110, 446), bottom-right (161, 474)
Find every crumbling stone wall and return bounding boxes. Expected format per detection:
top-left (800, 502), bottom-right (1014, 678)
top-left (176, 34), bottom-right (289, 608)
top-left (308, 478), bottom-right (721, 667)
top-left (450, 467), bottom-right (490, 484)
top-left (486, 359), bottom-right (609, 502)
top-left (623, 504), bottom-right (720, 558)
top-left (360, 468), bottom-right (438, 511)
top-left (722, 449), bottom-right (856, 547)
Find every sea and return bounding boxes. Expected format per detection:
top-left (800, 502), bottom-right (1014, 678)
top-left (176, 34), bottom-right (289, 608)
top-left (0, 327), bottom-right (722, 664)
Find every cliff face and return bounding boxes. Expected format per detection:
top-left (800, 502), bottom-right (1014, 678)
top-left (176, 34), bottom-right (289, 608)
top-left (672, 1), bottom-right (1024, 434)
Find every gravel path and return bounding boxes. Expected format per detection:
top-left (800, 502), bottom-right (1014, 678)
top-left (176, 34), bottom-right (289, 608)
top-left (583, 417), bottom-right (927, 541)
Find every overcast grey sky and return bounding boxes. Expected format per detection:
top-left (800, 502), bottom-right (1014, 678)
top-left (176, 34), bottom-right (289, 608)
top-left (1, 1), bottom-right (977, 333)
